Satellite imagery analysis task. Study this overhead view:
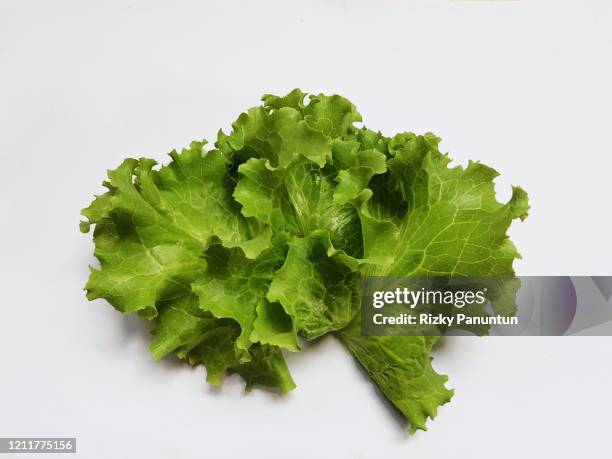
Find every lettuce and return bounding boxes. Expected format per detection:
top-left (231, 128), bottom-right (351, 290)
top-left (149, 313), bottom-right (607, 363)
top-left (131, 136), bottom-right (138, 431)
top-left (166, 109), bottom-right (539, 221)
top-left (81, 89), bottom-right (528, 433)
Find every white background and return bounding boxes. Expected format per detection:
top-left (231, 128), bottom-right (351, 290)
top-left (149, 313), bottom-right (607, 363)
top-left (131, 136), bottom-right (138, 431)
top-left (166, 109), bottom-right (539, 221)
top-left (1, 1), bottom-right (612, 458)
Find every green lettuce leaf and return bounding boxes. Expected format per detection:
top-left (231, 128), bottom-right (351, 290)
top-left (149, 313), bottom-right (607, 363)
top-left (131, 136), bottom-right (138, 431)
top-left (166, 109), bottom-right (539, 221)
top-left (338, 319), bottom-right (453, 434)
top-left (191, 239), bottom-right (291, 351)
top-left (266, 235), bottom-right (359, 340)
top-left (81, 142), bottom-right (271, 316)
top-left (354, 132), bottom-right (529, 276)
top-left (149, 294), bottom-right (217, 362)
top-left (82, 89), bottom-right (528, 432)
